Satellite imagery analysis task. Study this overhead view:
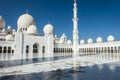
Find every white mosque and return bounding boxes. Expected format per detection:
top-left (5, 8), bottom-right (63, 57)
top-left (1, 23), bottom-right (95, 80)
top-left (0, 0), bottom-right (120, 61)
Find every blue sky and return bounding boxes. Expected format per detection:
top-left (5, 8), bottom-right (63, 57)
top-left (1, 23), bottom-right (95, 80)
top-left (0, 0), bottom-right (120, 42)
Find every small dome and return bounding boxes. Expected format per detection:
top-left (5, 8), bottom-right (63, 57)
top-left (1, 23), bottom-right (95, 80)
top-left (63, 33), bottom-right (65, 36)
top-left (2, 28), bottom-right (5, 32)
top-left (107, 35), bottom-right (114, 42)
top-left (12, 29), bottom-right (16, 35)
top-left (5, 34), bottom-right (14, 41)
top-left (17, 13), bottom-right (35, 30)
top-left (6, 26), bottom-right (13, 34)
top-left (7, 26), bottom-right (12, 30)
top-left (67, 40), bottom-right (72, 45)
top-left (43, 24), bottom-right (54, 34)
top-left (27, 25), bottom-right (38, 35)
top-left (80, 39), bottom-right (85, 44)
top-left (55, 35), bottom-right (57, 38)
top-left (87, 38), bottom-right (93, 44)
top-left (0, 16), bottom-right (5, 30)
top-left (13, 29), bottom-right (16, 32)
top-left (96, 37), bottom-right (102, 43)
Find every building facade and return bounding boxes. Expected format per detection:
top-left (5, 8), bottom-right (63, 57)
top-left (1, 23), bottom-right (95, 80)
top-left (0, 0), bottom-right (120, 61)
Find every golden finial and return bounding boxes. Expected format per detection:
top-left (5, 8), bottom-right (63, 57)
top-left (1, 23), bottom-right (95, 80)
top-left (26, 9), bottom-right (29, 14)
top-left (48, 21), bottom-right (50, 24)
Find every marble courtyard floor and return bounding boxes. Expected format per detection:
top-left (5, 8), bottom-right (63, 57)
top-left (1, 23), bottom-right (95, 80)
top-left (0, 55), bottom-right (120, 80)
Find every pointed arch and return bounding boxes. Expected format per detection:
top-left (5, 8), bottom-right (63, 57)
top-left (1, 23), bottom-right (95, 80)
top-left (42, 46), bottom-right (45, 53)
top-left (26, 45), bottom-right (29, 53)
top-left (3, 46), bottom-right (7, 53)
top-left (33, 43), bottom-right (39, 53)
top-left (8, 46), bottom-right (11, 53)
top-left (0, 46), bottom-right (2, 53)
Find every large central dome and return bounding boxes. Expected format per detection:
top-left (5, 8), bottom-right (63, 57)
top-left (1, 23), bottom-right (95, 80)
top-left (17, 13), bottom-right (35, 30)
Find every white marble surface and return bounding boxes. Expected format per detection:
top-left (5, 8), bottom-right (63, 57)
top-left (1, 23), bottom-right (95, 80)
top-left (0, 56), bottom-right (120, 77)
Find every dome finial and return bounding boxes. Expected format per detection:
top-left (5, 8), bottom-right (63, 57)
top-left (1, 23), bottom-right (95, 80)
top-left (48, 21), bottom-right (50, 24)
top-left (74, 0), bottom-right (76, 3)
top-left (26, 9), bottom-right (29, 14)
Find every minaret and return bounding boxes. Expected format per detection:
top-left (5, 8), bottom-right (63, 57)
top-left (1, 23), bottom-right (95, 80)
top-left (73, 0), bottom-right (79, 54)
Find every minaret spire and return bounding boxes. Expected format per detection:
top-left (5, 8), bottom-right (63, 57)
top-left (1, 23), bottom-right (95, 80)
top-left (74, 0), bottom-right (76, 3)
top-left (73, 0), bottom-right (79, 55)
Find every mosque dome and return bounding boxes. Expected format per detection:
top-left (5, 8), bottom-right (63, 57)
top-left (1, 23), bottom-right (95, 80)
top-left (0, 16), bottom-right (6, 30)
top-left (80, 39), bottom-right (85, 44)
top-left (55, 35), bottom-right (57, 38)
top-left (12, 29), bottom-right (16, 35)
top-left (2, 28), bottom-right (5, 33)
top-left (43, 24), bottom-right (54, 34)
top-left (27, 25), bottom-right (38, 35)
top-left (13, 29), bottom-right (16, 32)
top-left (87, 38), bottom-right (93, 44)
top-left (5, 34), bottom-right (14, 41)
top-left (17, 13), bottom-right (35, 29)
top-left (6, 26), bottom-right (13, 34)
top-left (63, 33), bottom-right (65, 36)
top-left (7, 26), bottom-right (12, 30)
top-left (107, 35), bottom-right (114, 42)
top-left (96, 37), bottom-right (102, 43)
top-left (67, 40), bottom-right (72, 45)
